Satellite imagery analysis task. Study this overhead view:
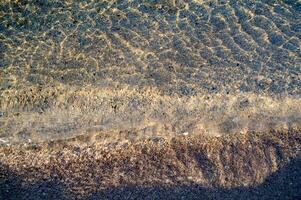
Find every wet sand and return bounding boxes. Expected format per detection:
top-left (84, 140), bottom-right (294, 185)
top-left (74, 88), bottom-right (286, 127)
top-left (0, 0), bottom-right (301, 199)
top-left (1, 130), bottom-right (301, 199)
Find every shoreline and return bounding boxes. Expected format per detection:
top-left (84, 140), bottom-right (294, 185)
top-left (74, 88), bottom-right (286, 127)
top-left (1, 84), bottom-right (301, 145)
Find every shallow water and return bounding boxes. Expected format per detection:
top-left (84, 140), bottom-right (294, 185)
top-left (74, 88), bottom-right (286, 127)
top-left (0, 0), bottom-right (300, 144)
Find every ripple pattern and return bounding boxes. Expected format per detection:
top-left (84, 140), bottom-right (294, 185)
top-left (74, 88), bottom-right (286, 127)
top-left (0, 0), bottom-right (300, 96)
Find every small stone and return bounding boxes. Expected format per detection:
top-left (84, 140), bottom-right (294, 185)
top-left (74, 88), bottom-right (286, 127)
top-left (0, 138), bottom-right (8, 143)
top-left (182, 132), bottom-right (189, 136)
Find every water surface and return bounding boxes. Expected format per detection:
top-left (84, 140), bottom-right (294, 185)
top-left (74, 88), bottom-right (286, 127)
top-left (0, 0), bottom-right (300, 144)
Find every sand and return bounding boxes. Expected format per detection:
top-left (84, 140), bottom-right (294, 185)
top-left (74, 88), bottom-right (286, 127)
top-left (0, 0), bottom-right (301, 199)
top-left (1, 130), bottom-right (301, 199)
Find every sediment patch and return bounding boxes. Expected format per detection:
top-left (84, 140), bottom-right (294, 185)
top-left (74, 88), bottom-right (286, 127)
top-left (0, 129), bottom-right (300, 199)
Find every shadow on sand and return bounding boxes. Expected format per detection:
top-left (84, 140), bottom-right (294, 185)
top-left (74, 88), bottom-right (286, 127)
top-left (0, 166), bottom-right (67, 200)
top-left (1, 157), bottom-right (300, 200)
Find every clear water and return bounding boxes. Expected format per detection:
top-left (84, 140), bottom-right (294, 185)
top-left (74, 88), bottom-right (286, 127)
top-left (0, 0), bottom-right (300, 144)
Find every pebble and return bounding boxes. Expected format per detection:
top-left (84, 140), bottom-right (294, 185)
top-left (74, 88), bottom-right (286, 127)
top-left (182, 132), bottom-right (189, 136)
top-left (0, 138), bottom-right (8, 143)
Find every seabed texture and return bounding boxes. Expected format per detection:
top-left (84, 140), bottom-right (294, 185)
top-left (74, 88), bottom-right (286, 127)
top-left (0, 0), bottom-right (301, 199)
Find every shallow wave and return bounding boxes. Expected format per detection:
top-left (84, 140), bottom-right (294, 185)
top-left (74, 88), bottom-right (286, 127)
top-left (0, 84), bottom-right (300, 144)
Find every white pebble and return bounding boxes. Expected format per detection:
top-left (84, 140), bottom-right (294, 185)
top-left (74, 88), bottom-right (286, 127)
top-left (182, 132), bottom-right (189, 136)
top-left (0, 138), bottom-right (8, 143)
